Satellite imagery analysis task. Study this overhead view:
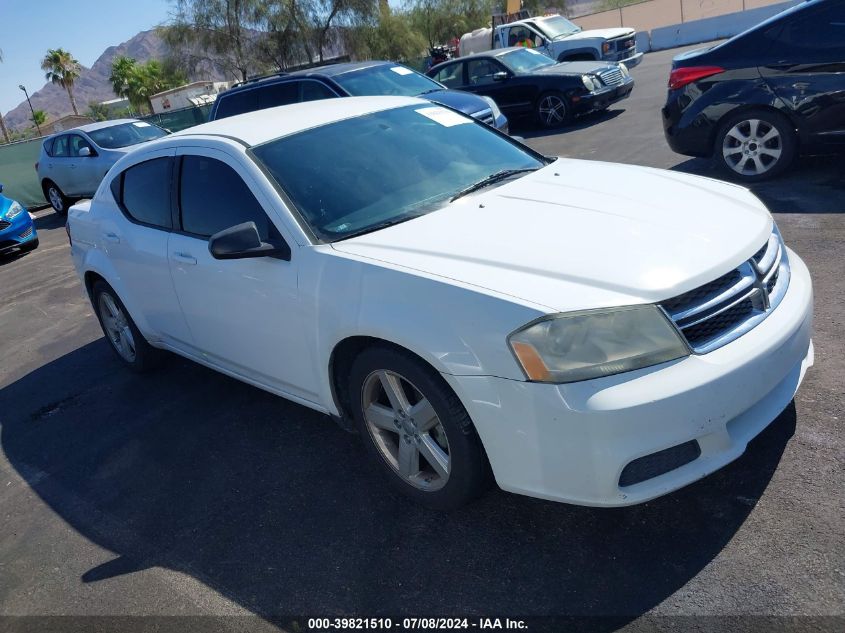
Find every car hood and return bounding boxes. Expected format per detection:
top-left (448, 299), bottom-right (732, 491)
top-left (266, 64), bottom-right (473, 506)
top-left (560, 27), bottom-right (635, 41)
top-left (533, 60), bottom-right (618, 76)
top-left (421, 89), bottom-right (490, 115)
top-left (331, 159), bottom-right (772, 313)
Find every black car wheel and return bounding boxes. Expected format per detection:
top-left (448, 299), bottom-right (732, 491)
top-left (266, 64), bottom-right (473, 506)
top-left (715, 110), bottom-right (797, 182)
top-left (535, 91), bottom-right (570, 129)
top-left (43, 180), bottom-right (70, 216)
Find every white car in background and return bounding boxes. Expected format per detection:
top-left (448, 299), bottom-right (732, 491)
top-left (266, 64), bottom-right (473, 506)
top-left (36, 119), bottom-right (168, 215)
top-left (67, 96), bottom-right (813, 510)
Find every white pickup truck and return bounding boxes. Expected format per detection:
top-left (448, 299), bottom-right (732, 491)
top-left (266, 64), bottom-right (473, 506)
top-left (460, 14), bottom-right (644, 68)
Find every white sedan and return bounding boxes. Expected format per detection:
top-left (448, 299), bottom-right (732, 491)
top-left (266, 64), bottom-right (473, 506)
top-left (67, 96), bottom-right (813, 510)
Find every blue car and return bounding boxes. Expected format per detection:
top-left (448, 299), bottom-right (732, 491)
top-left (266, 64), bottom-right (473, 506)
top-left (0, 184), bottom-right (38, 257)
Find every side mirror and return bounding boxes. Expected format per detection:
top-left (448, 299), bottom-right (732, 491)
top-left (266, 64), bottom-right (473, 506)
top-left (493, 71), bottom-right (509, 82)
top-left (78, 147), bottom-right (92, 157)
top-left (208, 221), bottom-right (290, 261)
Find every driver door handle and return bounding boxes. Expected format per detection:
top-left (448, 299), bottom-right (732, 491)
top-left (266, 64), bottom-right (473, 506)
top-left (172, 252), bottom-right (197, 265)
top-left (103, 232), bottom-right (120, 244)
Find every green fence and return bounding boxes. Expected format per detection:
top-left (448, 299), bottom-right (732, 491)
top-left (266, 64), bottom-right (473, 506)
top-left (0, 138), bottom-right (46, 209)
top-left (141, 104), bottom-right (211, 132)
top-left (0, 104), bottom-right (212, 209)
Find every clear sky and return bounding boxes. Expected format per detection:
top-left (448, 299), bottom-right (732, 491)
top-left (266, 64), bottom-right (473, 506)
top-left (0, 0), bottom-right (173, 116)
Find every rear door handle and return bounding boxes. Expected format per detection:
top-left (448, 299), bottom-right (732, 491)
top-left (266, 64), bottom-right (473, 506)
top-left (103, 232), bottom-right (120, 243)
top-left (172, 252), bottom-right (197, 265)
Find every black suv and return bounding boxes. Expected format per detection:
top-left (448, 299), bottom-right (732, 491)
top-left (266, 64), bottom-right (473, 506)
top-left (209, 61), bottom-right (509, 133)
top-left (662, 0), bottom-right (845, 181)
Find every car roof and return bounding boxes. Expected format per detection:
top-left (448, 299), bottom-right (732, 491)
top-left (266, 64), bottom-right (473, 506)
top-left (223, 60), bottom-right (399, 94)
top-left (174, 95), bottom-right (425, 146)
top-left (58, 119), bottom-right (142, 135)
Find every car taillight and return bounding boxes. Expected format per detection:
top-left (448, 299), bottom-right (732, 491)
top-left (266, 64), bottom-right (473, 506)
top-left (668, 66), bottom-right (724, 90)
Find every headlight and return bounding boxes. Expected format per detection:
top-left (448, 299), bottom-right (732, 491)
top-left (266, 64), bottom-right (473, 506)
top-left (480, 96), bottom-right (502, 121)
top-left (5, 201), bottom-right (24, 219)
top-left (508, 305), bottom-right (689, 383)
top-left (581, 74), bottom-right (598, 91)
top-left (619, 62), bottom-right (630, 78)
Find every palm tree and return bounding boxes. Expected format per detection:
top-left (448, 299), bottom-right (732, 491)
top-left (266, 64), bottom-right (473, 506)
top-left (0, 48), bottom-right (10, 144)
top-left (41, 48), bottom-right (81, 115)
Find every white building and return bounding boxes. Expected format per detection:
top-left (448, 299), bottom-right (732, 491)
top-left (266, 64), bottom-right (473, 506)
top-left (149, 81), bottom-right (231, 115)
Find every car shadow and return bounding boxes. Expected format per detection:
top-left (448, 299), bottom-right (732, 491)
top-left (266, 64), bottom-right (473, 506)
top-left (512, 108), bottom-right (625, 139)
top-left (670, 154), bottom-right (845, 214)
top-left (0, 340), bottom-right (797, 630)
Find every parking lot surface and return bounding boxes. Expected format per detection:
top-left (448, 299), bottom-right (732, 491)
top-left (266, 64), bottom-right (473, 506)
top-left (1, 44), bottom-right (843, 631)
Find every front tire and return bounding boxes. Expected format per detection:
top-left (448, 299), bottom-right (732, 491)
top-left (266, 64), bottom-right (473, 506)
top-left (349, 346), bottom-right (491, 510)
top-left (43, 180), bottom-right (70, 216)
top-left (714, 110), bottom-right (797, 182)
top-left (535, 91), bottom-right (570, 129)
top-left (92, 280), bottom-right (162, 372)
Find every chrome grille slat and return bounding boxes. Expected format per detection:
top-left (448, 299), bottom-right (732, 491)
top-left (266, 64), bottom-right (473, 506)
top-left (660, 229), bottom-right (790, 353)
top-left (598, 68), bottom-right (623, 87)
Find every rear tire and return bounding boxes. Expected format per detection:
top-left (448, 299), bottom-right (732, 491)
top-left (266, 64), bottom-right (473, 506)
top-left (92, 280), bottom-right (162, 372)
top-left (43, 180), bottom-right (70, 216)
top-left (714, 109), bottom-right (797, 182)
top-left (349, 345), bottom-right (492, 510)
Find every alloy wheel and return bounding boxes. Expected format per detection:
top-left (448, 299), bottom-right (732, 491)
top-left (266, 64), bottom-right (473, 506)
top-left (361, 369), bottom-right (451, 491)
top-left (722, 118), bottom-right (783, 176)
top-left (538, 94), bottom-right (567, 127)
top-left (48, 186), bottom-right (64, 212)
top-left (98, 292), bottom-right (136, 363)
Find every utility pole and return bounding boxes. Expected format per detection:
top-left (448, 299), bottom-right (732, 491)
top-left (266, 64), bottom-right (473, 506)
top-left (19, 85), bottom-right (42, 137)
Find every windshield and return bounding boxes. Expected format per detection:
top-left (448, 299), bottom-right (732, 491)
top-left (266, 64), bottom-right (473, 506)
top-left (499, 48), bottom-right (556, 73)
top-left (87, 122), bottom-right (168, 149)
top-left (332, 65), bottom-right (444, 97)
top-left (251, 105), bottom-right (544, 241)
top-left (535, 16), bottom-right (581, 39)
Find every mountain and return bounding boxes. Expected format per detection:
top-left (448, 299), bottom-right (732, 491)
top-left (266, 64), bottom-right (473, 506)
top-left (3, 30), bottom-right (225, 131)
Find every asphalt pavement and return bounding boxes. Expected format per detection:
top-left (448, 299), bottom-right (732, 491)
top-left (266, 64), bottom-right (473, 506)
top-left (0, 44), bottom-right (842, 632)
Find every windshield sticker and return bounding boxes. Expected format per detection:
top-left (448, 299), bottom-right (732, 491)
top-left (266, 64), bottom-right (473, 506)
top-left (415, 107), bottom-right (471, 127)
top-left (390, 66), bottom-right (414, 75)
top-left (132, 121), bottom-right (151, 127)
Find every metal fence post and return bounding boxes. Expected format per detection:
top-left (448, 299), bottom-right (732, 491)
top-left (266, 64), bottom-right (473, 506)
top-left (680, 0), bottom-right (685, 23)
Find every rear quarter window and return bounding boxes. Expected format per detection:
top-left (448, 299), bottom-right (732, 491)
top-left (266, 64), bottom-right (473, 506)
top-left (113, 157), bottom-right (173, 229)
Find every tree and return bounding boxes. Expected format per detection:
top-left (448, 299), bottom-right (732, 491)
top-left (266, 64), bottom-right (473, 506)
top-left (109, 57), bottom-right (186, 114)
top-left (299, 0), bottom-right (377, 62)
top-left (31, 110), bottom-right (47, 128)
top-left (85, 101), bottom-right (110, 122)
top-left (408, 0), bottom-right (494, 48)
top-left (109, 55), bottom-right (137, 99)
top-left (348, 6), bottom-right (427, 62)
top-left (41, 48), bottom-right (81, 115)
top-left (0, 49), bottom-right (10, 144)
top-left (161, 0), bottom-right (266, 82)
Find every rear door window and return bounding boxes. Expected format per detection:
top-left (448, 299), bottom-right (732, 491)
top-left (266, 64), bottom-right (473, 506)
top-left (52, 136), bottom-right (70, 157)
top-left (257, 81), bottom-right (299, 109)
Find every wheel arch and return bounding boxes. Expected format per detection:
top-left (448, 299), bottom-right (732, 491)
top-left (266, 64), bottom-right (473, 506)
top-left (327, 335), bottom-right (449, 427)
top-left (557, 49), bottom-right (599, 62)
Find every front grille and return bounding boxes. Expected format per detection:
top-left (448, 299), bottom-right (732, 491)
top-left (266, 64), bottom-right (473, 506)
top-left (615, 37), bottom-right (635, 52)
top-left (660, 230), bottom-right (790, 353)
top-left (598, 68), bottom-right (623, 87)
top-left (0, 220), bottom-right (10, 230)
top-left (19, 226), bottom-right (33, 238)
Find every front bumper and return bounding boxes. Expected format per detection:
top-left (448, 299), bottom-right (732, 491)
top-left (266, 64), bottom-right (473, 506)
top-left (446, 248), bottom-right (813, 506)
top-left (618, 51), bottom-right (643, 68)
top-left (574, 77), bottom-right (634, 115)
top-left (0, 211), bottom-right (38, 255)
